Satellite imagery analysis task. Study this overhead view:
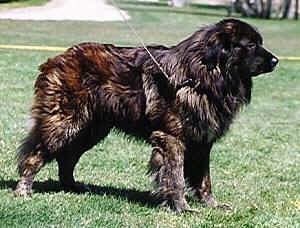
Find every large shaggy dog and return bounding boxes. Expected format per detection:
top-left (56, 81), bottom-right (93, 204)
top-left (15, 19), bottom-right (278, 212)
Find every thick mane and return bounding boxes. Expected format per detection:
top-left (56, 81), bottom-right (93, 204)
top-left (158, 22), bottom-right (253, 140)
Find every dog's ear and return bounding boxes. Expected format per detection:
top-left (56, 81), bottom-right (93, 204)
top-left (202, 23), bottom-right (236, 70)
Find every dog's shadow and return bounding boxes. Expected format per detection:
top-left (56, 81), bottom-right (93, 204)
top-left (0, 179), bottom-right (158, 208)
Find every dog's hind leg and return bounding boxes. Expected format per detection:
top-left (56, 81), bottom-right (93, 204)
top-left (56, 124), bottom-right (111, 193)
top-left (56, 150), bottom-right (87, 193)
top-left (15, 129), bottom-right (48, 196)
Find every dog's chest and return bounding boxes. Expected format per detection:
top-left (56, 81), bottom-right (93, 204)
top-left (175, 87), bottom-right (235, 144)
top-left (181, 111), bottom-right (217, 144)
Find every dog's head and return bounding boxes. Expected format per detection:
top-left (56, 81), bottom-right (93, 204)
top-left (202, 19), bottom-right (278, 77)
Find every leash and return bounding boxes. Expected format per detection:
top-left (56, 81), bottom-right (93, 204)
top-left (109, 0), bottom-right (170, 79)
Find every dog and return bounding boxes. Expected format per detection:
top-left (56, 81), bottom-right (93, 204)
top-left (14, 19), bottom-right (278, 212)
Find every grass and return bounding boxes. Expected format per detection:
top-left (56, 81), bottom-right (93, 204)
top-left (0, 0), bottom-right (48, 10)
top-left (0, 1), bottom-right (299, 227)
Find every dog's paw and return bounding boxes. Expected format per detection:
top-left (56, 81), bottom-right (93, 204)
top-left (14, 184), bottom-right (32, 197)
top-left (198, 193), bottom-right (233, 211)
top-left (62, 182), bottom-right (91, 194)
top-left (159, 197), bottom-right (190, 214)
top-left (173, 198), bottom-right (189, 213)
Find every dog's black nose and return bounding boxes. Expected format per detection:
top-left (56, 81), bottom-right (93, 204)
top-left (271, 57), bottom-right (279, 68)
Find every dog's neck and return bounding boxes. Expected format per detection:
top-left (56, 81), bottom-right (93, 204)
top-left (161, 48), bottom-right (252, 105)
top-left (155, 44), bottom-right (253, 138)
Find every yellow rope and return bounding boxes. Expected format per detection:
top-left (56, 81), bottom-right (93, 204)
top-left (0, 44), bottom-right (66, 52)
top-left (0, 44), bottom-right (300, 61)
top-left (277, 56), bottom-right (300, 61)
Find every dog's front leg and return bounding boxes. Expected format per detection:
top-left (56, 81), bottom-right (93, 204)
top-left (184, 142), bottom-right (217, 207)
top-left (149, 130), bottom-right (188, 212)
top-left (184, 142), bottom-right (232, 210)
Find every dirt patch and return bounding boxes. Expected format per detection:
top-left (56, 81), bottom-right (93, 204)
top-left (0, 0), bottom-right (129, 21)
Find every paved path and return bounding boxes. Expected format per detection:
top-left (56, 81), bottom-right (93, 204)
top-left (0, 0), bottom-right (129, 21)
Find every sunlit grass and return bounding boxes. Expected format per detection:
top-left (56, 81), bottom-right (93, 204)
top-left (0, 0), bottom-right (48, 10)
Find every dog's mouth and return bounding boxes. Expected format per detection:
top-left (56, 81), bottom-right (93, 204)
top-left (248, 55), bottom-right (279, 77)
top-left (251, 63), bottom-right (278, 77)
top-left (256, 68), bottom-right (273, 76)
top-left (251, 69), bottom-right (273, 77)
top-left (270, 64), bottom-right (278, 72)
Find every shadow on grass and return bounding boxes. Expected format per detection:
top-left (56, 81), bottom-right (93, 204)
top-left (0, 179), bottom-right (159, 208)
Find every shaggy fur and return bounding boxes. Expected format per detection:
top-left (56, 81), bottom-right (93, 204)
top-left (15, 19), bottom-right (278, 212)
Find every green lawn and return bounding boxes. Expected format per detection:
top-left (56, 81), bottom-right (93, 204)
top-left (0, 2), bottom-right (299, 227)
top-left (0, 0), bottom-right (48, 10)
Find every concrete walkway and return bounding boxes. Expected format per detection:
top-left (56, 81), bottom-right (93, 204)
top-left (0, 0), bottom-right (129, 21)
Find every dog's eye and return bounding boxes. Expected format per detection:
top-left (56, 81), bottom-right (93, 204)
top-left (247, 43), bottom-right (256, 50)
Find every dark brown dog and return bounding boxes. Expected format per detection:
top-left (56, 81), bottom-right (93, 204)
top-left (15, 19), bottom-right (278, 212)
